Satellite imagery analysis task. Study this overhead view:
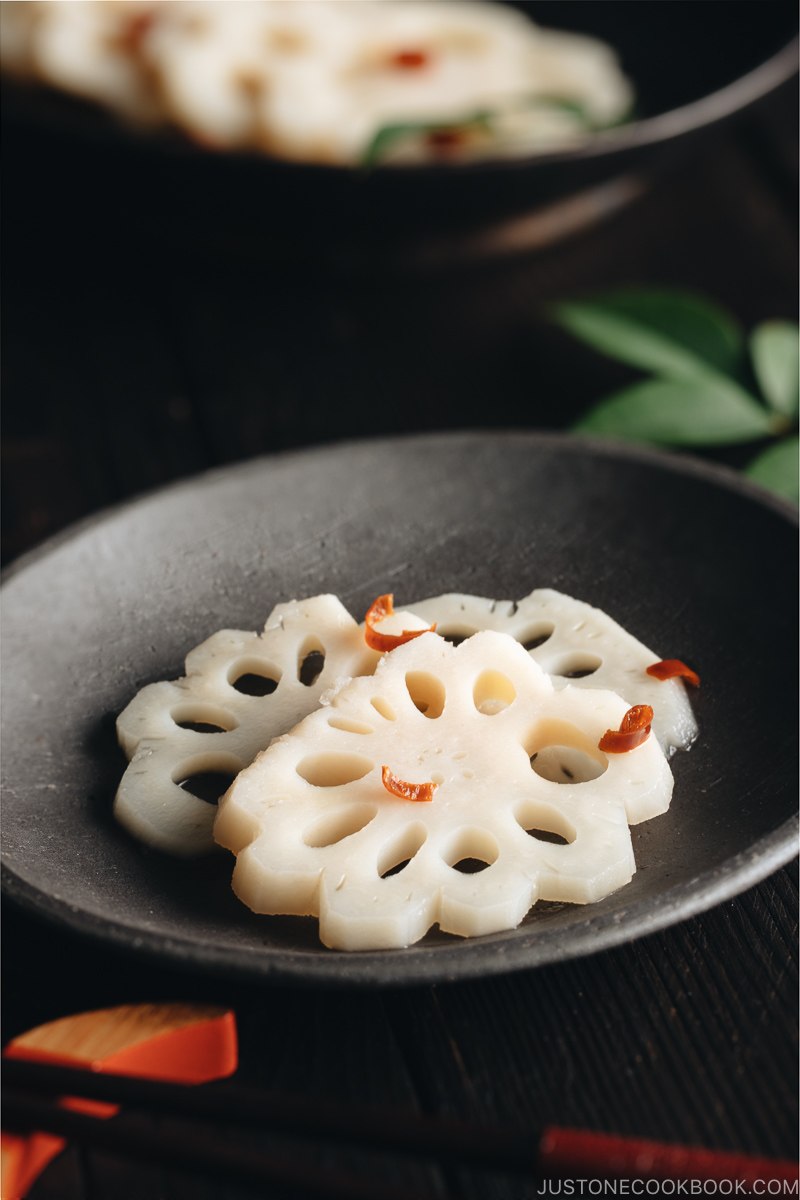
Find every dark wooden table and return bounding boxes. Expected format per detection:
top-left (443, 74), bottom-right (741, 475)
top-left (2, 69), bottom-right (798, 1200)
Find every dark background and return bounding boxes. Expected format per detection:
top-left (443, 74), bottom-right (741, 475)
top-left (3, 4), bottom-right (799, 564)
top-left (1, 4), bottom-right (798, 1197)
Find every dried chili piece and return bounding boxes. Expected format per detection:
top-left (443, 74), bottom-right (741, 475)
top-left (646, 659), bottom-right (700, 687)
top-left (381, 765), bottom-right (438, 803)
top-left (364, 594), bottom-right (436, 653)
top-left (114, 10), bottom-right (156, 55)
top-left (389, 49), bottom-right (431, 70)
top-left (598, 704), bottom-right (654, 754)
top-left (426, 128), bottom-right (468, 152)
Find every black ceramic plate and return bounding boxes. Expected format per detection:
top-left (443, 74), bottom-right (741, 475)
top-left (2, 433), bottom-right (797, 986)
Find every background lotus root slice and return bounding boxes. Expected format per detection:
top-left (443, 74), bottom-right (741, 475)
top-left (115, 594), bottom-right (378, 856)
top-left (215, 631), bottom-right (673, 951)
top-left (0, 3), bottom-right (632, 164)
top-left (399, 589), bottom-right (698, 755)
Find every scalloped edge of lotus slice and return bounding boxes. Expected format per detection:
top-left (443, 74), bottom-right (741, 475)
top-left (398, 589), bottom-right (698, 755)
top-left (114, 594), bottom-right (379, 856)
top-left (215, 631), bottom-right (673, 951)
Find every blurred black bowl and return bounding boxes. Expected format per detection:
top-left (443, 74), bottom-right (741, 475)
top-left (2, 1), bottom-right (797, 254)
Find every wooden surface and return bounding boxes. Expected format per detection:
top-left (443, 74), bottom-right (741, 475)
top-left (2, 67), bottom-right (798, 1200)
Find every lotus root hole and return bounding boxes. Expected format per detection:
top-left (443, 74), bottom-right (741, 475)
top-left (519, 623), bottom-right (555, 651)
top-left (525, 719), bottom-right (608, 785)
top-left (296, 753), bottom-right (374, 787)
top-left (298, 639), bottom-right (326, 688)
top-left (228, 658), bottom-right (281, 696)
top-left (551, 652), bottom-right (603, 679)
top-left (303, 804), bottom-right (377, 848)
top-left (443, 828), bottom-right (499, 874)
top-left (327, 716), bottom-right (374, 735)
top-left (405, 671), bottom-right (446, 718)
top-left (530, 745), bottom-right (608, 785)
top-left (473, 669), bottom-right (516, 716)
top-left (371, 697), bottom-right (397, 721)
top-left (171, 703), bottom-right (238, 734)
top-left (377, 823), bottom-right (428, 879)
top-left (172, 753), bottom-right (242, 806)
top-left (515, 801), bottom-right (576, 845)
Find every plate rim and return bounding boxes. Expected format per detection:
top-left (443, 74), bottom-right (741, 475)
top-left (2, 430), bottom-right (797, 587)
top-left (3, 815), bottom-right (798, 989)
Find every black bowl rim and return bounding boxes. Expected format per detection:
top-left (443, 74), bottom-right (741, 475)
top-left (355, 36), bottom-right (800, 178)
top-left (3, 33), bottom-right (797, 178)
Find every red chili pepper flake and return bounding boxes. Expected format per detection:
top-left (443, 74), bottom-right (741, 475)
top-left (646, 659), bottom-right (700, 687)
top-left (426, 128), bottom-right (467, 151)
top-left (389, 48), bottom-right (430, 70)
top-left (598, 704), bottom-right (654, 754)
top-left (115, 10), bottom-right (156, 55)
top-left (364, 594), bottom-right (436, 653)
top-left (381, 765), bottom-right (438, 803)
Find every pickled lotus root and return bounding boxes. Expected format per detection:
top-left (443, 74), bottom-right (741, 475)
top-left (401, 590), bottom-right (698, 755)
top-left (115, 595), bottom-right (379, 856)
top-left (214, 631), bottom-right (673, 951)
top-left (0, 1), bottom-right (163, 123)
top-left (0, 3), bottom-right (633, 165)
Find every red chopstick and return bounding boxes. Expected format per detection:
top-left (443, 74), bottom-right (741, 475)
top-left (4, 1058), bottom-right (797, 1192)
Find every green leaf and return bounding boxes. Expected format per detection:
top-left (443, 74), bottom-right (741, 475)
top-left (744, 437), bottom-right (799, 504)
top-left (573, 377), bottom-right (777, 446)
top-left (524, 95), bottom-right (594, 127)
top-left (750, 321), bottom-right (799, 419)
top-left (361, 94), bottom-right (618, 166)
top-left (552, 290), bottom-right (744, 381)
top-left (521, 94), bottom-right (635, 131)
top-left (362, 110), bottom-right (492, 167)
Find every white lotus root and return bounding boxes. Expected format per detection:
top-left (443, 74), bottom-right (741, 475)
top-left (115, 595), bottom-right (378, 856)
top-left (401, 590), bottom-right (698, 755)
top-left (215, 631), bottom-right (673, 951)
top-left (0, 2), bottom-right (632, 164)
